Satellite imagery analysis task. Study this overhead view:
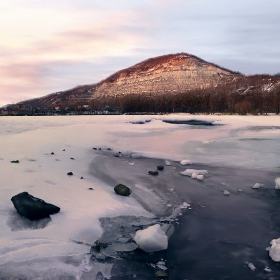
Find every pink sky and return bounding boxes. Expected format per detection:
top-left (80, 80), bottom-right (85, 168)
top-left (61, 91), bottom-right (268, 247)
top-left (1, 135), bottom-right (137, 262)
top-left (1, 0), bottom-right (280, 106)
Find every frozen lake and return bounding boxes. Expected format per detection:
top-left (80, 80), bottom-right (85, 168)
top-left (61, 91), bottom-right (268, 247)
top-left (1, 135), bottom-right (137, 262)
top-left (0, 114), bottom-right (280, 279)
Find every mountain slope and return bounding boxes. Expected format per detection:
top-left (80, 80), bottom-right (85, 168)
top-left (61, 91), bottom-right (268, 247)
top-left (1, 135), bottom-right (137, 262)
top-left (13, 53), bottom-right (243, 109)
top-left (91, 53), bottom-right (241, 98)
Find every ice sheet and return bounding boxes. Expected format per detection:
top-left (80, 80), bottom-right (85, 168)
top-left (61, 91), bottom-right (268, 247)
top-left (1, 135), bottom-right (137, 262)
top-left (1, 114), bottom-right (280, 277)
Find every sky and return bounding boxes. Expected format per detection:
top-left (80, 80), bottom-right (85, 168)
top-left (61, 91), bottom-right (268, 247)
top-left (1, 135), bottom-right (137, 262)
top-left (0, 0), bottom-right (280, 106)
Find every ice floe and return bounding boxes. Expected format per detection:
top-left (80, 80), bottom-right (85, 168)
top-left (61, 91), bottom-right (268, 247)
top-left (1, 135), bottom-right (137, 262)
top-left (246, 262), bottom-right (256, 271)
top-left (180, 169), bottom-right (208, 177)
top-left (165, 160), bottom-right (171, 166)
top-left (252, 183), bottom-right (261, 189)
top-left (134, 224), bottom-right (168, 253)
top-left (223, 190), bottom-right (230, 196)
top-left (269, 238), bottom-right (280, 261)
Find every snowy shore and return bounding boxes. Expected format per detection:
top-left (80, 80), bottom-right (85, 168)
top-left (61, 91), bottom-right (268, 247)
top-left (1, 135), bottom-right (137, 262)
top-left (0, 114), bottom-right (280, 279)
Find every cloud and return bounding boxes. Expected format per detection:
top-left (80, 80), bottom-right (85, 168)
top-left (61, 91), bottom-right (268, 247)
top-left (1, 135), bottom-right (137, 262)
top-left (1, 0), bottom-right (280, 106)
top-left (0, 1), bottom-right (155, 105)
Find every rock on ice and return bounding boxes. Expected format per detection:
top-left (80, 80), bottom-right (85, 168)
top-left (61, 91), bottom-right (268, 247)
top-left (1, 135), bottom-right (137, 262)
top-left (134, 224), bottom-right (168, 253)
top-left (275, 178), bottom-right (280, 189)
top-left (269, 238), bottom-right (280, 261)
top-left (180, 159), bottom-right (192, 165)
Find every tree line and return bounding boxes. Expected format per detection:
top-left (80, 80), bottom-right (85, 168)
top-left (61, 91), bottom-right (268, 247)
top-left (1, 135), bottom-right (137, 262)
top-left (2, 74), bottom-right (280, 116)
top-left (90, 75), bottom-right (280, 115)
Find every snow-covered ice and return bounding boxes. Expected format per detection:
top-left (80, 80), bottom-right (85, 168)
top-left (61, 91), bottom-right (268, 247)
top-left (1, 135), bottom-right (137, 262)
top-left (1, 114), bottom-right (280, 278)
top-left (134, 224), bottom-right (168, 252)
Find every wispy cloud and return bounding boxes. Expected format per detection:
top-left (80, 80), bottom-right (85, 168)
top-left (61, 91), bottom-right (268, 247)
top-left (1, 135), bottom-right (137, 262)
top-left (1, 0), bottom-right (280, 106)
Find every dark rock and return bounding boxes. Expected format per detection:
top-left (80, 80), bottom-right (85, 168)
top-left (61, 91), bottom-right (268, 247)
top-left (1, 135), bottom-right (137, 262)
top-left (93, 148), bottom-right (97, 150)
top-left (157, 166), bottom-right (164, 171)
top-left (70, 157), bottom-right (75, 160)
top-left (98, 148), bottom-right (102, 150)
top-left (80, 176), bottom-right (84, 179)
top-left (51, 152), bottom-right (54, 155)
top-left (63, 149), bottom-right (65, 151)
top-left (95, 241), bottom-right (108, 252)
top-left (67, 172), bottom-right (73, 176)
top-left (11, 160), bottom-right (19, 163)
top-left (88, 188), bottom-right (93, 190)
top-left (11, 192), bottom-right (60, 220)
top-left (114, 184), bottom-right (132, 196)
top-left (148, 170), bottom-right (159, 176)
top-left (131, 121), bottom-right (145, 124)
top-left (107, 148), bottom-right (112, 151)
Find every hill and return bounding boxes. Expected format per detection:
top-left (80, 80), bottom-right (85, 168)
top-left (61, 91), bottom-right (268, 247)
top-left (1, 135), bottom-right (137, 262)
top-left (2, 53), bottom-right (280, 115)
